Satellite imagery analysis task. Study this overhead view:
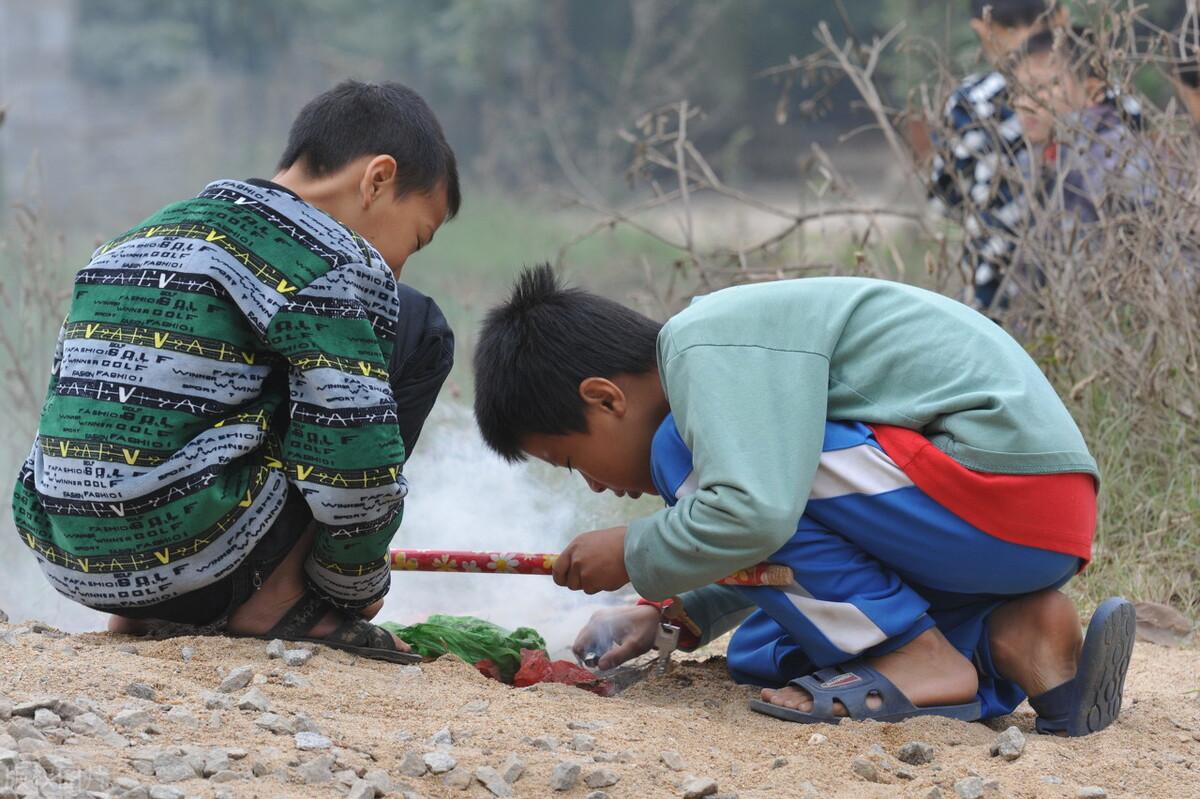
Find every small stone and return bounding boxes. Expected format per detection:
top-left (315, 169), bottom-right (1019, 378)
top-left (568, 720), bottom-right (610, 731)
top-left (180, 646), bottom-right (195, 662)
top-left (154, 755), bottom-right (198, 783)
top-left (346, 779), bottom-right (376, 799)
top-left (66, 709), bottom-right (109, 736)
top-left (989, 726), bottom-right (1025, 761)
top-left (208, 710), bottom-right (224, 729)
top-left (335, 767), bottom-right (359, 786)
top-left (500, 754), bottom-right (526, 784)
top-left (897, 741), bottom-right (935, 765)
top-left (444, 769), bottom-right (473, 790)
top-left (266, 639), bottom-right (286, 659)
top-left (530, 735), bottom-right (559, 751)
top-left (203, 748), bottom-right (231, 776)
top-left (587, 793), bottom-right (611, 799)
top-left (12, 697), bottom-right (59, 716)
top-left (429, 726), bottom-right (454, 746)
top-left (771, 757), bottom-right (787, 768)
top-left (164, 706), bottom-right (198, 727)
top-left (550, 761), bottom-right (581, 791)
top-left (282, 672), bottom-right (310, 688)
top-left (37, 752), bottom-right (73, 775)
top-left (17, 736), bottom-right (51, 754)
top-left (237, 687), bottom-right (272, 712)
top-left (584, 768), bottom-right (619, 788)
top-left (364, 768), bottom-right (392, 794)
top-left (0, 698), bottom-right (11, 720)
top-left (32, 708), bottom-right (60, 728)
top-left (851, 757), bottom-right (882, 783)
top-left (254, 712), bottom-right (296, 735)
top-left (926, 789), bottom-right (945, 799)
top-left (808, 733), bottom-right (827, 745)
top-left (572, 733), bottom-right (596, 752)
top-left (117, 643), bottom-right (138, 654)
top-left (148, 787), bottom-right (184, 799)
top-left (283, 648), bottom-right (314, 667)
top-left (201, 691), bottom-right (233, 710)
top-left (298, 753), bottom-right (335, 784)
top-left (1077, 789), bottom-right (1107, 799)
top-left (955, 776), bottom-right (985, 799)
top-left (296, 732), bottom-right (332, 751)
top-left (294, 712), bottom-right (322, 733)
top-left (398, 664), bottom-right (423, 677)
top-left (399, 751), bottom-right (427, 777)
top-left (424, 750), bottom-right (457, 774)
top-left (1040, 775), bottom-right (1063, 784)
top-left (476, 766), bottom-right (514, 797)
top-left (113, 708), bottom-right (153, 729)
top-left (218, 666), bottom-right (254, 693)
top-left (209, 770), bottom-right (243, 783)
top-left (660, 751), bottom-right (686, 771)
top-left (681, 776), bottom-right (719, 799)
top-left (462, 699), bottom-right (489, 714)
top-left (127, 683), bottom-right (157, 701)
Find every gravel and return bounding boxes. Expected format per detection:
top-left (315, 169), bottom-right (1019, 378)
top-left (584, 768), bottom-right (619, 788)
top-left (217, 666), bottom-right (254, 693)
top-left (429, 727), bottom-right (454, 746)
top-left (500, 753), bottom-right (526, 784)
top-left (364, 768), bottom-right (392, 794)
top-left (266, 639), bottom-right (286, 659)
top-left (444, 769), bottom-right (473, 790)
top-left (851, 756), bottom-right (883, 783)
top-left (283, 648), bottom-right (314, 667)
top-left (530, 735), bottom-right (559, 751)
top-left (180, 646), bottom-right (195, 662)
top-left (954, 776), bottom-right (992, 799)
top-left (990, 726), bottom-right (1026, 761)
top-left (32, 707), bottom-right (60, 728)
top-left (680, 775), bottom-right (719, 798)
top-left (897, 741), bottom-right (935, 765)
top-left (148, 787), bottom-right (185, 799)
top-left (572, 733), bottom-right (597, 752)
top-left (346, 779), bottom-right (376, 799)
top-left (1077, 789), bottom-right (1107, 798)
top-left (164, 707), bottom-right (198, 728)
top-left (236, 687), bottom-right (271, 712)
top-left (568, 720), bottom-right (610, 731)
top-left (399, 751), bottom-right (427, 777)
top-left (550, 761), bottom-right (582, 791)
top-left (113, 708), bottom-right (153, 730)
top-left (296, 731), bottom-right (332, 751)
top-left (661, 750), bottom-right (686, 771)
top-left (201, 691), bottom-right (233, 710)
top-left (424, 750), bottom-right (457, 774)
top-left (297, 753), bottom-right (336, 784)
top-left (253, 712), bottom-right (296, 735)
top-left (126, 682), bottom-right (157, 700)
top-left (475, 766), bottom-right (515, 797)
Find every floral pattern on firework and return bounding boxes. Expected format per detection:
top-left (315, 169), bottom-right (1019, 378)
top-left (388, 549), bottom-right (793, 586)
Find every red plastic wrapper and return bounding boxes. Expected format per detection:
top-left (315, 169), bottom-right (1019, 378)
top-left (511, 649), bottom-right (615, 696)
top-left (474, 659), bottom-right (503, 682)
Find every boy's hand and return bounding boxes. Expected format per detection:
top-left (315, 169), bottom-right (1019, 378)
top-left (553, 526), bottom-right (630, 594)
top-left (573, 603), bottom-right (660, 670)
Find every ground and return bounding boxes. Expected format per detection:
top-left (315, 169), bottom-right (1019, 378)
top-left (1, 620), bottom-right (1197, 799)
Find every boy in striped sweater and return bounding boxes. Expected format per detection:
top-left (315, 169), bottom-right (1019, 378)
top-left (472, 266), bottom-right (1135, 733)
top-left (12, 81), bottom-right (459, 660)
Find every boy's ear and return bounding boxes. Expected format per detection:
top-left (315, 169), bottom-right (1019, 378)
top-left (578, 377), bottom-right (626, 417)
top-left (359, 155), bottom-right (398, 209)
top-left (969, 17), bottom-right (990, 43)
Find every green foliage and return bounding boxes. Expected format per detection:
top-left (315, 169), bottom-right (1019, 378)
top-left (381, 614), bottom-right (546, 681)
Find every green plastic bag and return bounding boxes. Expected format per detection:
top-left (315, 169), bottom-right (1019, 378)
top-left (380, 614), bottom-right (546, 682)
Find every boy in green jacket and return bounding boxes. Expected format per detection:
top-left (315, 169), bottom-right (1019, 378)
top-left (13, 82), bottom-right (458, 660)
top-left (472, 265), bottom-right (1134, 732)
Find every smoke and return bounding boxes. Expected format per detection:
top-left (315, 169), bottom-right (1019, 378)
top-left (0, 402), bottom-right (640, 657)
top-left (382, 402), bottom-right (638, 658)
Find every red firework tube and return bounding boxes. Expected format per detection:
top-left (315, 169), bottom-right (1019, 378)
top-left (388, 549), bottom-right (793, 587)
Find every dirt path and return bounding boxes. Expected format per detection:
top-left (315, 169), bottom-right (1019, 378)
top-left (1, 620), bottom-right (1197, 799)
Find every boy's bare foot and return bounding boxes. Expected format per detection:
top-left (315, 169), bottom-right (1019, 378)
top-left (226, 529), bottom-right (408, 651)
top-left (760, 626), bottom-right (978, 716)
top-left (107, 615), bottom-right (154, 635)
top-left (987, 588), bottom-right (1081, 698)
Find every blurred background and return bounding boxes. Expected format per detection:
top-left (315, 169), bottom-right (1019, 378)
top-left (0, 0), bottom-right (1195, 643)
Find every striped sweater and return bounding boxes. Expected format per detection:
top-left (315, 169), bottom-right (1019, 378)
top-left (12, 179), bottom-right (408, 612)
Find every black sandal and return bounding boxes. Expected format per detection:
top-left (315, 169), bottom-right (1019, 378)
top-left (251, 591), bottom-right (421, 665)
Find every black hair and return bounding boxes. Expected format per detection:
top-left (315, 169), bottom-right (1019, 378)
top-left (473, 264), bottom-right (663, 462)
top-left (278, 80), bottom-right (461, 218)
top-left (1015, 27), bottom-right (1104, 81)
top-left (970, 0), bottom-right (1056, 28)
top-left (1176, 14), bottom-right (1200, 89)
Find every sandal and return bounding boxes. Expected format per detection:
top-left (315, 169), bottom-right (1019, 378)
top-left (1028, 596), bottom-right (1135, 736)
top-left (749, 661), bottom-right (982, 725)
top-left (237, 591), bottom-right (421, 665)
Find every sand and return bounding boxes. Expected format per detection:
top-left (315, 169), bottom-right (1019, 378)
top-left (0, 620), bottom-right (1197, 799)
